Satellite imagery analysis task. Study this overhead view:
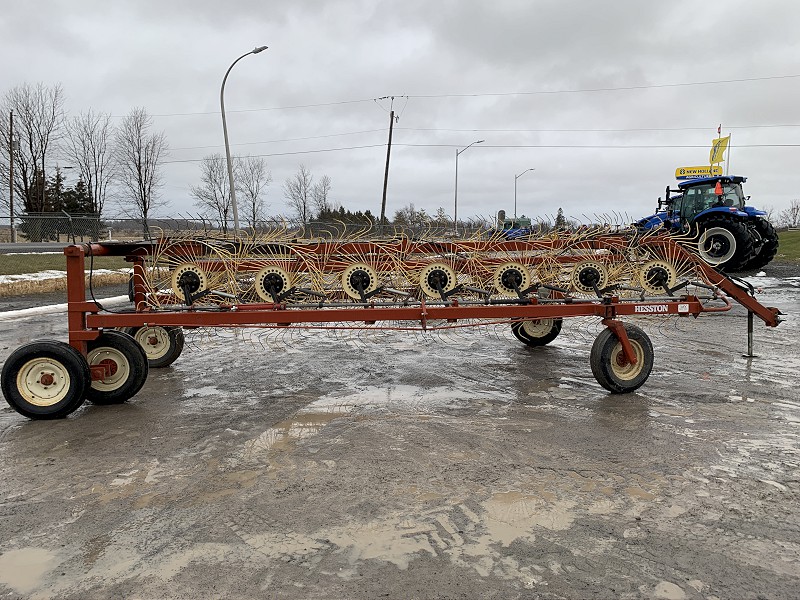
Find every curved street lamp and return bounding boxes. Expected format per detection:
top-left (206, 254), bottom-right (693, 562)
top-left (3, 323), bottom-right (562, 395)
top-left (220, 45), bottom-right (268, 235)
top-left (514, 167), bottom-right (535, 219)
top-left (453, 139), bottom-right (484, 236)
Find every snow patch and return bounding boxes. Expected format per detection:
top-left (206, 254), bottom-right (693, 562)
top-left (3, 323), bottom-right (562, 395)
top-left (0, 268), bottom-right (130, 285)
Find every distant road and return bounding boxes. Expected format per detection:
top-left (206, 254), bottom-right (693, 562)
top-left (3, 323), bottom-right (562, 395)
top-left (0, 242), bottom-right (70, 254)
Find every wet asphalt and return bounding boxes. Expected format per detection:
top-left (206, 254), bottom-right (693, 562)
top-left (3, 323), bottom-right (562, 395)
top-left (0, 266), bottom-right (798, 599)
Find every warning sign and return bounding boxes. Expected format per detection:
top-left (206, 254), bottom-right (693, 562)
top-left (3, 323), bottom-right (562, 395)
top-left (675, 166), bottom-right (723, 180)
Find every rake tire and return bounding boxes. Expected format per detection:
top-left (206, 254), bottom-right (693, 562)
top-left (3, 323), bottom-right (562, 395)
top-left (86, 330), bottom-right (149, 405)
top-left (511, 318), bottom-right (563, 347)
top-left (1, 340), bottom-right (90, 419)
top-left (590, 323), bottom-right (653, 393)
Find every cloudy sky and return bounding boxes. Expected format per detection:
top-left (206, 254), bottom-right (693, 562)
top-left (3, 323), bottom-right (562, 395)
top-left (2, 0), bottom-right (800, 223)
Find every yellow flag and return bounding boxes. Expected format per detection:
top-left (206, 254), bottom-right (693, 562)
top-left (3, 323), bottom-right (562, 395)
top-left (709, 135), bottom-right (730, 164)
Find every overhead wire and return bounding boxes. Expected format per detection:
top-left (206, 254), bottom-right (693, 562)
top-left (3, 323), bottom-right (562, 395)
top-left (124, 73), bottom-right (800, 118)
top-left (163, 141), bottom-right (800, 164)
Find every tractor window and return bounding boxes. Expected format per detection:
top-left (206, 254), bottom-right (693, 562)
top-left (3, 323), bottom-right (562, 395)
top-left (680, 182), bottom-right (744, 219)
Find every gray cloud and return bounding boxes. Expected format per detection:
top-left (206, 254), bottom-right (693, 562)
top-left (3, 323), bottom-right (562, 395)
top-left (2, 0), bottom-right (799, 222)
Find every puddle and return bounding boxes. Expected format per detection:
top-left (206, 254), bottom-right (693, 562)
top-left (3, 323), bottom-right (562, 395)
top-left (240, 384), bottom-right (511, 461)
top-left (241, 412), bottom-right (343, 459)
top-left (183, 386), bottom-right (223, 398)
top-left (306, 384), bottom-right (510, 415)
top-left (0, 547), bottom-right (57, 594)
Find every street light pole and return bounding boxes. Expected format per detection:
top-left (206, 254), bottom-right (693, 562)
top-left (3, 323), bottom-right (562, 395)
top-left (513, 168), bottom-right (535, 220)
top-left (453, 139), bottom-right (484, 236)
top-left (220, 45), bottom-right (268, 236)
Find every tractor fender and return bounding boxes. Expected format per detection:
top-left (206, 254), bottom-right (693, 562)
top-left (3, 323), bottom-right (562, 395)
top-left (741, 206), bottom-right (767, 217)
top-left (695, 206), bottom-right (749, 220)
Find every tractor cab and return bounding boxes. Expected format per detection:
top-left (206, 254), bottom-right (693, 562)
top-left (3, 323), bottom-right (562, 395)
top-left (501, 215), bottom-right (532, 231)
top-left (670, 176), bottom-right (747, 222)
top-left (642, 175), bottom-right (749, 231)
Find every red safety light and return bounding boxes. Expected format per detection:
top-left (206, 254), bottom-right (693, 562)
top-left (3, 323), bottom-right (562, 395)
top-left (714, 181), bottom-right (724, 195)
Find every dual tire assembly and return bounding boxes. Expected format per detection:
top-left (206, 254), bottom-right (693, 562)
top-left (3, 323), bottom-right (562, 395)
top-left (1, 327), bottom-right (185, 420)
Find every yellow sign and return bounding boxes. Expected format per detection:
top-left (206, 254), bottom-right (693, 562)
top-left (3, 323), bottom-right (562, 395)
top-left (675, 165), bottom-right (723, 180)
top-left (709, 135), bottom-right (730, 164)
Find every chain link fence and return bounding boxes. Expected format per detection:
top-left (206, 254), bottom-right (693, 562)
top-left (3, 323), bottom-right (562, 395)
top-left (2, 214), bottom-right (492, 244)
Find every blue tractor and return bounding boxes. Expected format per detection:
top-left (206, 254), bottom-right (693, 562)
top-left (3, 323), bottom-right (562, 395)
top-left (636, 175), bottom-right (778, 271)
top-left (492, 210), bottom-right (534, 239)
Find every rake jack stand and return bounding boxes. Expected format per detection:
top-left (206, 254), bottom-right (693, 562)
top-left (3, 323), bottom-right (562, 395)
top-left (742, 310), bottom-right (757, 358)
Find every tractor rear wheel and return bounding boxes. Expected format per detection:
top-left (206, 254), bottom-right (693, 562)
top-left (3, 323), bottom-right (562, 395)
top-left (742, 218), bottom-right (779, 271)
top-left (590, 323), bottom-right (653, 393)
top-left (1, 341), bottom-right (90, 419)
top-left (696, 215), bottom-right (754, 271)
top-left (511, 318), bottom-right (563, 347)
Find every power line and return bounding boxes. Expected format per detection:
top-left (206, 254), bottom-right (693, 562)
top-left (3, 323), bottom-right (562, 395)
top-left (162, 144), bottom-right (386, 164)
top-left (118, 73), bottom-right (800, 118)
top-left (162, 141), bottom-right (800, 165)
top-left (398, 124), bottom-right (800, 133)
top-left (405, 73), bottom-right (800, 99)
top-left (141, 98), bottom-right (375, 118)
top-left (166, 122), bottom-right (800, 154)
top-left (170, 128), bottom-right (386, 152)
top-left (396, 143), bottom-right (800, 149)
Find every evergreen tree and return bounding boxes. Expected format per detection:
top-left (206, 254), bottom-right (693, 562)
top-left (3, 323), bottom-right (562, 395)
top-left (554, 207), bottom-right (567, 230)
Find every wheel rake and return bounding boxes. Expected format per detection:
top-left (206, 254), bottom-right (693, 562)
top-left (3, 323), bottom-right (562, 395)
top-left (0, 224), bottom-right (784, 419)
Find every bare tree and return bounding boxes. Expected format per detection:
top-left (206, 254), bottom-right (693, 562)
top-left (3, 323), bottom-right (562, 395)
top-left (778, 199), bottom-right (800, 229)
top-left (63, 110), bottom-right (115, 215)
top-left (191, 154), bottom-right (231, 234)
top-left (311, 174), bottom-right (332, 216)
top-left (0, 82), bottom-right (65, 213)
top-left (283, 164), bottom-right (314, 224)
top-left (236, 155), bottom-right (271, 230)
top-left (114, 108), bottom-right (168, 238)
top-left (392, 202), bottom-right (430, 229)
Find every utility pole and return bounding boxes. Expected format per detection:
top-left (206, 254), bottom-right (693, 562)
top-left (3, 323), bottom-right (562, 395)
top-left (379, 98), bottom-right (396, 237)
top-left (9, 110), bottom-right (15, 243)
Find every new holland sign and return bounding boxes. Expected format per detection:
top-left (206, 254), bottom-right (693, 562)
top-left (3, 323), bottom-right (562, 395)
top-left (675, 166), bottom-right (723, 180)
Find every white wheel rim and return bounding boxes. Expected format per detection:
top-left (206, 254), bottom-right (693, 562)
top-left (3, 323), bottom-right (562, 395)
top-left (171, 263), bottom-right (208, 301)
top-left (16, 358), bottom-right (71, 407)
top-left (571, 261), bottom-right (609, 293)
top-left (521, 318), bottom-right (554, 338)
top-left (494, 262), bottom-right (531, 295)
top-left (87, 347), bottom-right (131, 392)
top-left (610, 340), bottom-right (645, 381)
top-left (255, 266), bottom-right (292, 302)
top-left (134, 327), bottom-right (171, 360)
top-left (698, 227), bottom-right (736, 264)
top-left (419, 263), bottom-right (458, 298)
top-left (639, 260), bottom-right (677, 295)
top-left (341, 263), bottom-right (379, 299)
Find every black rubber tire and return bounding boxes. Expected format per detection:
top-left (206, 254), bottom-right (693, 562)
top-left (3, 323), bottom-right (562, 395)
top-left (127, 326), bottom-right (185, 368)
top-left (511, 318), bottom-right (563, 347)
top-left (1, 340), bottom-right (90, 419)
top-left (742, 219), bottom-right (779, 271)
top-left (695, 215), bottom-right (754, 271)
top-left (86, 330), bottom-right (149, 405)
top-left (590, 323), bottom-right (654, 393)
